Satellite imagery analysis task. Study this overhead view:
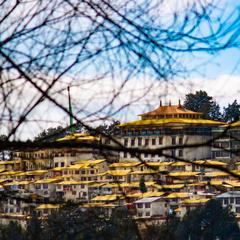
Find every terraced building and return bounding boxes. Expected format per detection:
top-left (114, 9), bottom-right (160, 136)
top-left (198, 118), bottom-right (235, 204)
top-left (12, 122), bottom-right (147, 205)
top-left (118, 101), bottom-right (225, 162)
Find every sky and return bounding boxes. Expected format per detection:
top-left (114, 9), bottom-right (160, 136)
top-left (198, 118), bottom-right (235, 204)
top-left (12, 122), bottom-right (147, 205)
top-left (2, 0), bottom-right (240, 140)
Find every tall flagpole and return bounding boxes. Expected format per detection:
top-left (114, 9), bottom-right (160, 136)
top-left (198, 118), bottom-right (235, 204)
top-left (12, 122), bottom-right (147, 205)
top-left (67, 86), bottom-right (74, 133)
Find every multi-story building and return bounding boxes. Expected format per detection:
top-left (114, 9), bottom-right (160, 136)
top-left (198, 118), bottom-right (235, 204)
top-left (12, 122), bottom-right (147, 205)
top-left (212, 121), bottom-right (240, 161)
top-left (117, 101), bottom-right (225, 162)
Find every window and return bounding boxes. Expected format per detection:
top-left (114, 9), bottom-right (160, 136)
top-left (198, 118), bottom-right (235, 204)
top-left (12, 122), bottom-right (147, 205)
top-left (138, 212), bottom-right (143, 217)
top-left (145, 203), bottom-right (150, 208)
top-left (151, 153), bottom-right (155, 158)
top-left (178, 149), bottom-right (183, 157)
top-left (236, 207), bottom-right (240, 213)
top-left (144, 153), bottom-right (148, 158)
top-left (230, 197), bottom-right (234, 204)
top-left (124, 138), bottom-right (128, 147)
top-left (145, 212), bottom-right (150, 216)
top-left (131, 139), bottom-right (135, 146)
top-left (61, 162), bottom-right (64, 167)
top-left (223, 198), bottom-right (228, 205)
top-left (152, 138), bottom-right (156, 145)
top-left (145, 139), bottom-right (149, 146)
top-left (138, 138), bottom-right (142, 146)
top-left (54, 163), bottom-right (58, 167)
top-left (75, 170), bottom-right (79, 174)
top-left (172, 137), bottom-right (176, 145)
top-left (236, 197), bottom-right (240, 204)
top-left (137, 203), bottom-right (143, 208)
top-left (123, 152), bottom-right (128, 158)
top-left (171, 150), bottom-right (175, 157)
top-left (43, 184), bottom-right (48, 189)
top-left (179, 137), bottom-right (183, 145)
top-left (159, 137), bottom-right (163, 145)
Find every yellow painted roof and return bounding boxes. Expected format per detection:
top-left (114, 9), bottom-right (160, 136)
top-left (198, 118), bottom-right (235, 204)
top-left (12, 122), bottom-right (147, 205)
top-left (34, 178), bottom-right (61, 184)
top-left (36, 204), bottom-right (61, 210)
top-left (170, 161), bottom-right (191, 166)
top-left (168, 172), bottom-right (200, 177)
top-left (130, 170), bottom-right (158, 175)
top-left (0, 160), bottom-right (21, 165)
top-left (0, 171), bottom-right (23, 176)
top-left (209, 180), bottom-right (223, 185)
top-left (195, 160), bottom-right (227, 166)
top-left (91, 194), bottom-right (123, 202)
top-left (154, 184), bottom-right (185, 189)
top-left (127, 191), bottom-right (164, 198)
top-left (81, 203), bottom-right (116, 208)
top-left (146, 162), bottom-right (171, 167)
top-left (4, 181), bottom-right (33, 186)
top-left (107, 170), bottom-right (131, 176)
top-left (50, 167), bottom-right (66, 171)
top-left (57, 180), bottom-right (93, 185)
top-left (109, 162), bottom-right (141, 168)
top-left (204, 171), bottom-right (229, 177)
top-left (119, 118), bottom-right (225, 127)
top-left (57, 132), bottom-right (99, 142)
top-left (182, 198), bottom-right (209, 204)
top-left (67, 159), bottom-right (105, 170)
top-left (174, 207), bottom-right (182, 212)
top-left (165, 192), bottom-right (189, 199)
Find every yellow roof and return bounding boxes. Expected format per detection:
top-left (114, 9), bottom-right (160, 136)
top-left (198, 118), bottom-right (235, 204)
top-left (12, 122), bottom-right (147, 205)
top-left (204, 171), bottom-right (229, 177)
top-left (67, 159), bottom-right (105, 170)
top-left (146, 162), bottom-right (171, 167)
top-left (107, 170), bottom-right (131, 176)
top-left (165, 192), bottom-right (189, 199)
top-left (50, 167), bottom-right (66, 171)
top-left (4, 181), bottom-right (33, 186)
top-left (57, 132), bottom-right (99, 142)
top-left (228, 121), bottom-right (240, 127)
top-left (81, 203), bottom-right (116, 208)
top-left (91, 194), bottom-right (123, 202)
top-left (142, 191), bottom-right (165, 197)
top-left (170, 162), bottom-right (191, 166)
top-left (174, 207), bottom-right (182, 212)
top-left (119, 118), bottom-right (225, 127)
top-left (127, 191), bottom-right (164, 198)
top-left (109, 162), bottom-right (141, 168)
top-left (0, 160), bottom-right (21, 165)
top-left (57, 180), bottom-right (93, 185)
top-left (182, 198), bottom-right (209, 204)
top-left (34, 178), bottom-right (61, 184)
top-left (154, 184), bottom-right (185, 189)
top-left (130, 170), bottom-right (158, 175)
top-left (0, 171), bottom-right (23, 176)
top-left (168, 172), bottom-right (200, 177)
top-left (15, 170), bottom-right (48, 176)
top-left (209, 180), bottom-right (223, 185)
top-left (36, 204), bottom-right (61, 210)
top-left (195, 160), bottom-right (227, 166)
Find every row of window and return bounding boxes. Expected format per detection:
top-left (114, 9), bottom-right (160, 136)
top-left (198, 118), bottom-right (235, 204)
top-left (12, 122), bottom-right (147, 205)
top-left (123, 137), bottom-right (183, 147)
top-left (122, 127), bottom-right (211, 136)
top-left (122, 149), bottom-right (183, 158)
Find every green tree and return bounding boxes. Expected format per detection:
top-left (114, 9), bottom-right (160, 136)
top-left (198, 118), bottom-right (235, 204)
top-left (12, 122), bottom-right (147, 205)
top-left (175, 200), bottom-right (240, 240)
top-left (0, 221), bottom-right (25, 240)
top-left (139, 176), bottom-right (147, 194)
top-left (34, 126), bottom-right (65, 142)
top-left (26, 211), bottom-right (43, 240)
top-left (184, 90), bottom-right (222, 120)
top-left (223, 100), bottom-right (240, 122)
